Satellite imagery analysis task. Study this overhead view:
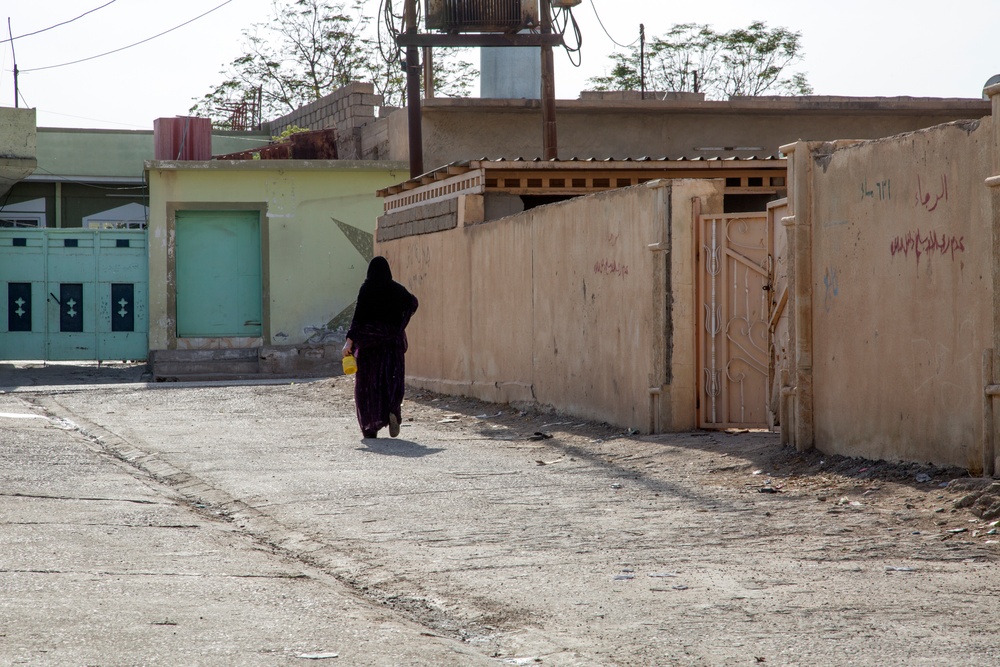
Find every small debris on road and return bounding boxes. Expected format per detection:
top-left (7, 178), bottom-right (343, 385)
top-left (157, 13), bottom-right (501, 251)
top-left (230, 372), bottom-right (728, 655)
top-left (535, 457), bottom-right (565, 466)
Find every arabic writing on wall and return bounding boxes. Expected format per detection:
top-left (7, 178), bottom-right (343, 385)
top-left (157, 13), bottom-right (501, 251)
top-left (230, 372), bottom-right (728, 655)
top-left (594, 258), bottom-right (630, 278)
top-left (889, 228), bottom-right (965, 265)
top-left (915, 174), bottom-right (948, 212)
top-left (861, 178), bottom-right (891, 201)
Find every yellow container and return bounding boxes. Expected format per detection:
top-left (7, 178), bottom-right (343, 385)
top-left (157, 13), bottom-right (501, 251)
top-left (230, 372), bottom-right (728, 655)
top-left (342, 354), bottom-right (357, 375)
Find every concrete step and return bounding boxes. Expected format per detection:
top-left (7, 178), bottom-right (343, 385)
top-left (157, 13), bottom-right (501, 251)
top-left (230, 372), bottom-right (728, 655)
top-left (148, 344), bottom-right (344, 381)
top-left (151, 359), bottom-right (260, 377)
top-left (151, 348), bottom-right (259, 363)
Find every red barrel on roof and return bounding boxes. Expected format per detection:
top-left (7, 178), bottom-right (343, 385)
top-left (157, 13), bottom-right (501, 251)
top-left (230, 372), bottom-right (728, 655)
top-left (154, 117), bottom-right (212, 161)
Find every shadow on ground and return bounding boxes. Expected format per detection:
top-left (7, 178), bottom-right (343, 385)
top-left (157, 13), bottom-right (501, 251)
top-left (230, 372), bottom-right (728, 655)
top-left (0, 361), bottom-right (149, 388)
top-left (358, 438), bottom-right (444, 457)
top-left (405, 387), bottom-right (983, 502)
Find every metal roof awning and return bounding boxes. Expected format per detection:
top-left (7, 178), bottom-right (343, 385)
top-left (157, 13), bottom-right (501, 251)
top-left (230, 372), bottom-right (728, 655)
top-left (377, 157), bottom-right (788, 217)
top-left (378, 156), bottom-right (786, 197)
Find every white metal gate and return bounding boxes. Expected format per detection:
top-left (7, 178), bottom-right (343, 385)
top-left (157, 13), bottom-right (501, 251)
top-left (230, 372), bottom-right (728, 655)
top-left (696, 213), bottom-right (771, 429)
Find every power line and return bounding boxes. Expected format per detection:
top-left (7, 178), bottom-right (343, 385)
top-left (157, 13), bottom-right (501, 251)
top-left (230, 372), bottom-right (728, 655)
top-left (20, 0), bottom-right (234, 73)
top-left (588, 0), bottom-right (640, 49)
top-left (29, 108), bottom-right (150, 129)
top-left (0, 1), bottom-right (118, 45)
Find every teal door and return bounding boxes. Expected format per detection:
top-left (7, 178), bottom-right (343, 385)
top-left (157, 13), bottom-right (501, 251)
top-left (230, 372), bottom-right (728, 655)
top-left (0, 229), bottom-right (148, 361)
top-left (175, 211), bottom-right (262, 338)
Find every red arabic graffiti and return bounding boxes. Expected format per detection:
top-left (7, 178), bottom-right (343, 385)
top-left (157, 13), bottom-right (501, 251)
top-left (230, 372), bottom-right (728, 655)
top-left (889, 228), bottom-right (965, 266)
top-left (594, 258), bottom-right (630, 278)
top-left (915, 174), bottom-right (948, 212)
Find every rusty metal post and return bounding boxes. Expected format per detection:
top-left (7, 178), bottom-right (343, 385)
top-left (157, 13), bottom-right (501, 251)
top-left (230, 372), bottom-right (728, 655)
top-left (539, 0), bottom-right (558, 160)
top-left (423, 46), bottom-right (434, 100)
top-left (404, 0), bottom-right (423, 177)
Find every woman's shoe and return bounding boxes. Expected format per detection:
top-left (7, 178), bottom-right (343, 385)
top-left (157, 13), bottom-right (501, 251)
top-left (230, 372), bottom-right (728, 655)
top-left (388, 413), bottom-right (400, 438)
top-left (363, 429), bottom-right (377, 439)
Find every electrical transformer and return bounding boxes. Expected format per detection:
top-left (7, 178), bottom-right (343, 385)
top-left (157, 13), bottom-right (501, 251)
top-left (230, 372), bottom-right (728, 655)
top-left (425, 0), bottom-right (540, 33)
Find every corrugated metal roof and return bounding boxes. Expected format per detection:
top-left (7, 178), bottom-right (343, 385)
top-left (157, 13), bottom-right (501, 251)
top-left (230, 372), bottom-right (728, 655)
top-left (378, 155), bottom-right (785, 197)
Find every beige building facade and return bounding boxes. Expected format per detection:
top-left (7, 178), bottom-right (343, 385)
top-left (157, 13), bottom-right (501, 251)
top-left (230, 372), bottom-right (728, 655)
top-left (374, 95), bottom-right (991, 167)
top-left (256, 82), bottom-right (990, 170)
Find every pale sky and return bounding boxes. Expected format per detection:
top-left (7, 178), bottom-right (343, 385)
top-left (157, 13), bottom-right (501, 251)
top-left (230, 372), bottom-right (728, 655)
top-left (1, 0), bottom-right (997, 130)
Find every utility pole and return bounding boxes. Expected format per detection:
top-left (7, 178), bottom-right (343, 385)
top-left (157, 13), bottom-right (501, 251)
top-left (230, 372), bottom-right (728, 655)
top-left (395, 1), bottom-right (565, 170)
top-left (404, 0), bottom-right (423, 177)
top-left (8, 19), bottom-right (17, 108)
top-left (540, 0), bottom-right (558, 160)
top-left (640, 24), bottom-right (646, 100)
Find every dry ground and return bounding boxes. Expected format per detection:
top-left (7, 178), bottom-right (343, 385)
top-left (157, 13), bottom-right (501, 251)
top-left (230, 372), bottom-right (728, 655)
top-left (13, 367), bottom-right (1000, 665)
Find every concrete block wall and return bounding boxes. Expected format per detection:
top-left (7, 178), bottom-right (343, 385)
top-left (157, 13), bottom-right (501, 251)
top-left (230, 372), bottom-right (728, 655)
top-left (269, 82), bottom-right (383, 160)
top-left (362, 117), bottom-right (393, 161)
top-left (377, 198), bottom-right (459, 242)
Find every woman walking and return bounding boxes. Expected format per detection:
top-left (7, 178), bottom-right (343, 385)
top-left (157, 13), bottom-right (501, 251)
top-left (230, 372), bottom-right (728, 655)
top-left (343, 256), bottom-right (419, 439)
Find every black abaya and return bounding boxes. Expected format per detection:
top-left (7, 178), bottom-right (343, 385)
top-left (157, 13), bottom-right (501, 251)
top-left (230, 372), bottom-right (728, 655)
top-left (345, 257), bottom-right (418, 437)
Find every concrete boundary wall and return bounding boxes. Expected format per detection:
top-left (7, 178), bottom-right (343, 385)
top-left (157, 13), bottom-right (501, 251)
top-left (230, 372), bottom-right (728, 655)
top-left (782, 106), bottom-right (997, 470)
top-left (377, 179), bottom-right (724, 433)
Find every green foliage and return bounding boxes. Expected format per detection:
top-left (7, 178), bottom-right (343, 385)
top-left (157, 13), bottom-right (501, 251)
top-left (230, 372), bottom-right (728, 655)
top-left (589, 21), bottom-right (813, 99)
top-left (368, 46), bottom-right (476, 108)
top-left (190, 0), bottom-right (477, 128)
top-left (429, 48), bottom-right (477, 99)
top-left (272, 125), bottom-right (309, 141)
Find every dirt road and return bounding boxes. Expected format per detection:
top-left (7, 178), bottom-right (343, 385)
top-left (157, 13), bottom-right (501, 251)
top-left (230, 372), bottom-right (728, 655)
top-left (9, 372), bottom-right (1000, 665)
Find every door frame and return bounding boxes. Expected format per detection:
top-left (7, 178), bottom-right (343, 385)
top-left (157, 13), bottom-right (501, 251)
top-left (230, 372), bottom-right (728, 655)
top-left (695, 211), bottom-right (772, 429)
top-left (165, 202), bottom-right (269, 350)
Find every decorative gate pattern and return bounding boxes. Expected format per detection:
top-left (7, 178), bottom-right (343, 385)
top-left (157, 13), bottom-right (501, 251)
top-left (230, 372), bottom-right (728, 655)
top-left (697, 213), bottom-right (771, 428)
top-left (0, 229), bottom-right (148, 361)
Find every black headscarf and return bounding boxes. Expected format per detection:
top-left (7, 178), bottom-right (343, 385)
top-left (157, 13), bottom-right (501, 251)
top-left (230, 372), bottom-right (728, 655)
top-left (366, 256), bottom-right (393, 284)
top-left (350, 256), bottom-right (417, 332)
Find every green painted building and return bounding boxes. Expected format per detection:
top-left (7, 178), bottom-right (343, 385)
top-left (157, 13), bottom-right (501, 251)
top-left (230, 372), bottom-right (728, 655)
top-left (1, 127), bottom-right (273, 229)
top-left (144, 159), bottom-right (407, 360)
